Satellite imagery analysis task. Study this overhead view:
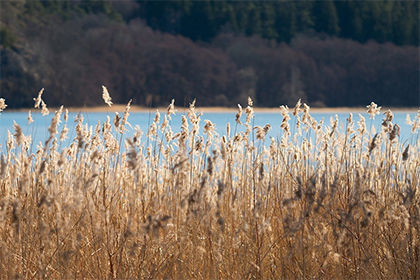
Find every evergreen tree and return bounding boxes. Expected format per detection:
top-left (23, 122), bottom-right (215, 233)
top-left (225, 3), bottom-right (239, 32)
top-left (180, 1), bottom-right (217, 41)
top-left (260, 2), bottom-right (277, 40)
top-left (295, 1), bottom-right (314, 32)
top-left (336, 1), bottom-right (353, 38)
top-left (245, 2), bottom-right (262, 36)
top-left (370, 1), bottom-right (392, 43)
top-left (313, 0), bottom-right (340, 35)
top-left (392, 1), bottom-right (418, 46)
top-left (274, 2), bottom-right (297, 42)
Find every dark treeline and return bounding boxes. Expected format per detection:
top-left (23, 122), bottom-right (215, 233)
top-left (137, 0), bottom-right (419, 46)
top-left (12, 0), bottom-right (420, 46)
top-left (0, 1), bottom-right (419, 108)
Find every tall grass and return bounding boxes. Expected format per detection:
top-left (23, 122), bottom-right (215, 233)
top-left (0, 97), bottom-right (419, 279)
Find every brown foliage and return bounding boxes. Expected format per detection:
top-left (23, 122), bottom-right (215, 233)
top-left (1, 14), bottom-right (419, 108)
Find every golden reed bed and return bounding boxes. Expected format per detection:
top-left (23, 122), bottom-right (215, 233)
top-left (0, 89), bottom-right (419, 279)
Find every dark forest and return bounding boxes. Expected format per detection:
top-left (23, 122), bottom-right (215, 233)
top-left (1, 0), bottom-right (419, 108)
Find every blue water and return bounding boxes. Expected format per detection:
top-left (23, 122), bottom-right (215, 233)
top-left (0, 109), bottom-right (418, 151)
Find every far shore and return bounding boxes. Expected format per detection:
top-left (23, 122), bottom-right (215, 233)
top-left (6, 105), bottom-right (419, 114)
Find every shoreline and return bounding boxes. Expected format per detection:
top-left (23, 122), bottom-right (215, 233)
top-left (5, 105), bottom-right (418, 114)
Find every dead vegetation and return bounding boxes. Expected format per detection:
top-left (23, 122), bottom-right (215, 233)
top-left (0, 95), bottom-right (419, 279)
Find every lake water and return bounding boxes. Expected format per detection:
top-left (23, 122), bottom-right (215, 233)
top-left (0, 110), bottom-right (418, 151)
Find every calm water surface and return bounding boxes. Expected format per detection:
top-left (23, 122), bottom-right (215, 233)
top-left (0, 110), bottom-right (418, 150)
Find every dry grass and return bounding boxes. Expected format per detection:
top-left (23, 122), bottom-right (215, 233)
top-left (0, 97), bottom-right (419, 279)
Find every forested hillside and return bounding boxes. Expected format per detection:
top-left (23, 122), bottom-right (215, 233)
top-left (136, 0), bottom-right (419, 46)
top-left (1, 0), bottom-right (419, 108)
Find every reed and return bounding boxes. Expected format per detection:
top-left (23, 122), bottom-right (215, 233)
top-left (0, 95), bottom-right (419, 279)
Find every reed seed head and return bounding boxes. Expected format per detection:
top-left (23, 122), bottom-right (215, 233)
top-left (102, 85), bottom-right (113, 106)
